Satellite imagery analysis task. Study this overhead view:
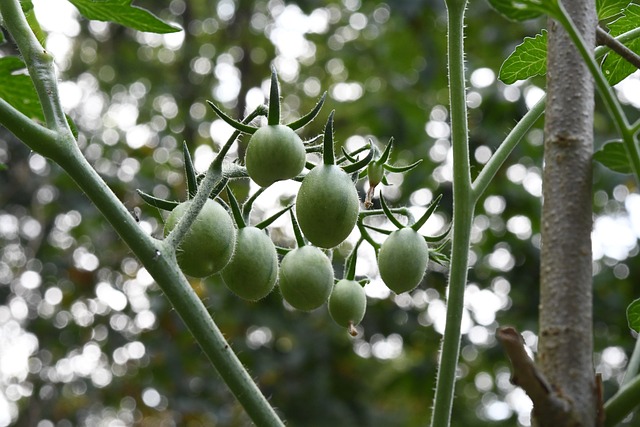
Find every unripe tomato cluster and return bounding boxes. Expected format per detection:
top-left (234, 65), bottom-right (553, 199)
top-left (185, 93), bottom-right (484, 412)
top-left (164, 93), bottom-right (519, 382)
top-left (141, 71), bottom-right (448, 334)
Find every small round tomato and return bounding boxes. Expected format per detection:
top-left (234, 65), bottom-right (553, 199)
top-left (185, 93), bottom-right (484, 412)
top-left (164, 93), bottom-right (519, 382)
top-left (279, 246), bottom-right (333, 311)
top-left (328, 279), bottom-right (366, 329)
top-left (164, 199), bottom-right (236, 278)
top-left (221, 227), bottom-right (278, 301)
top-left (295, 165), bottom-right (360, 248)
top-left (377, 228), bottom-right (429, 294)
top-left (245, 125), bottom-right (306, 187)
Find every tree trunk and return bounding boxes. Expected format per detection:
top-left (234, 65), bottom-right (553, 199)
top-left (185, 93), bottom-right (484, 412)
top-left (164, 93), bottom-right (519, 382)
top-left (538, 0), bottom-right (598, 425)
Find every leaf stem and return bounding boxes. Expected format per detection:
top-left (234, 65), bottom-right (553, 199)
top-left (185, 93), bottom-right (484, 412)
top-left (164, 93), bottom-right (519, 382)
top-left (622, 334), bottom-right (640, 386)
top-left (0, 0), bottom-right (71, 135)
top-left (472, 96), bottom-right (545, 201)
top-left (430, 2), bottom-right (474, 426)
top-left (555, 2), bottom-right (640, 184)
top-left (604, 373), bottom-right (640, 426)
top-left (0, 97), bottom-right (58, 158)
top-left (0, 1), bottom-right (284, 425)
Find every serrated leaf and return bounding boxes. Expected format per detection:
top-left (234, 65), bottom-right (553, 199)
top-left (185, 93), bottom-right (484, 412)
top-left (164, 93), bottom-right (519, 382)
top-left (487, 0), bottom-right (551, 21)
top-left (602, 4), bottom-right (640, 85)
top-left (499, 30), bottom-right (547, 84)
top-left (596, 0), bottom-right (631, 19)
top-left (627, 299), bottom-right (640, 332)
top-left (593, 141), bottom-right (632, 174)
top-left (0, 57), bottom-right (44, 122)
top-left (67, 0), bottom-right (180, 34)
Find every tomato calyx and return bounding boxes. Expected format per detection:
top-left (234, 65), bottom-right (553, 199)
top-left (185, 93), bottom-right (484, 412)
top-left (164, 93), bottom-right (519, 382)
top-left (206, 68), bottom-right (326, 146)
top-left (362, 138), bottom-right (423, 208)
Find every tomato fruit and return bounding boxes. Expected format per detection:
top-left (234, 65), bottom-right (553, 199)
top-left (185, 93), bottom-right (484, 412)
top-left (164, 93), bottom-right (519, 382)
top-left (164, 199), bottom-right (236, 278)
top-left (221, 227), bottom-right (278, 301)
top-left (295, 165), bottom-right (360, 248)
top-left (279, 246), bottom-right (333, 311)
top-left (245, 125), bottom-right (306, 187)
top-left (377, 228), bottom-right (429, 294)
top-left (328, 279), bottom-right (366, 328)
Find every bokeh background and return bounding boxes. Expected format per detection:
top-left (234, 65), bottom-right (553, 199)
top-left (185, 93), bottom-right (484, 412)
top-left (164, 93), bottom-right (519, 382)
top-left (1, 0), bottom-right (640, 425)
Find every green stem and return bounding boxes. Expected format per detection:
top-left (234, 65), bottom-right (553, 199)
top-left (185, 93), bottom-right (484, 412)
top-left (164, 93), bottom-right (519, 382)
top-left (556, 3), bottom-right (640, 184)
top-left (0, 1), bottom-right (284, 425)
top-left (430, 2), bottom-right (474, 426)
top-left (604, 373), bottom-right (640, 426)
top-left (622, 335), bottom-right (640, 386)
top-left (0, 0), bottom-right (71, 135)
top-left (59, 145), bottom-right (284, 427)
top-left (472, 25), bottom-right (640, 202)
top-left (0, 97), bottom-right (58, 158)
top-left (472, 97), bottom-right (545, 201)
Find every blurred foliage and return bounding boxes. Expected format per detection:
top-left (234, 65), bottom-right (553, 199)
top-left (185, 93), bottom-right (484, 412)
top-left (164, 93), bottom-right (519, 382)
top-left (1, 0), bottom-right (639, 426)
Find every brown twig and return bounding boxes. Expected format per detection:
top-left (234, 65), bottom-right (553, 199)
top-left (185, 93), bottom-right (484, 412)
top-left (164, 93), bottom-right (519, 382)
top-left (596, 26), bottom-right (640, 71)
top-left (497, 326), bottom-right (577, 425)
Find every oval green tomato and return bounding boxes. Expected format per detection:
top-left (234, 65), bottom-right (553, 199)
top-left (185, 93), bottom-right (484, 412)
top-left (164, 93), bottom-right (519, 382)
top-left (245, 125), bottom-right (306, 187)
top-left (221, 227), bottom-right (278, 301)
top-left (377, 228), bottom-right (429, 294)
top-left (164, 199), bottom-right (236, 278)
top-left (328, 279), bottom-right (366, 328)
top-left (295, 165), bottom-right (360, 248)
top-left (279, 246), bottom-right (333, 311)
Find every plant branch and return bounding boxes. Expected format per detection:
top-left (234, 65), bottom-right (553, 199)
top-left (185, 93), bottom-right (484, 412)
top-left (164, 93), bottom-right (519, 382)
top-left (556, 3), bottom-right (640, 184)
top-left (0, 0), bottom-right (72, 135)
top-left (0, 1), bottom-right (284, 424)
top-left (604, 373), bottom-right (640, 426)
top-left (0, 97), bottom-right (58, 157)
top-left (622, 334), bottom-right (640, 386)
top-left (472, 96), bottom-right (545, 201)
top-left (430, 2), bottom-right (474, 426)
top-left (596, 26), bottom-right (640, 71)
top-left (497, 327), bottom-right (580, 423)
top-left (58, 147), bottom-right (284, 426)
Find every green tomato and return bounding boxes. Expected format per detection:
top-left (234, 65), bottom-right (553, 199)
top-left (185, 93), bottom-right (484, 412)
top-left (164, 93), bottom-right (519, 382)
top-left (328, 279), bottom-right (366, 329)
top-left (279, 246), bottom-right (333, 311)
top-left (377, 228), bottom-right (429, 294)
top-left (164, 199), bottom-right (236, 278)
top-left (221, 227), bottom-right (278, 301)
top-left (295, 165), bottom-right (360, 248)
top-left (245, 125), bottom-right (306, 187)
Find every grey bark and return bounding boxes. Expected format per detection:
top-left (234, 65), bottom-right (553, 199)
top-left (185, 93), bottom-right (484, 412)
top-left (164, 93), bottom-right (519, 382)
top-left (538, 0), bottom-right (598, 425)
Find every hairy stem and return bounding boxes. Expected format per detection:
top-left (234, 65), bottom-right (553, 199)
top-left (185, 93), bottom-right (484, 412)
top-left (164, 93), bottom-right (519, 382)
top-left (430, 1), bottom-right (473, 425)
top-left (0, 1), bottom-right (284, 425)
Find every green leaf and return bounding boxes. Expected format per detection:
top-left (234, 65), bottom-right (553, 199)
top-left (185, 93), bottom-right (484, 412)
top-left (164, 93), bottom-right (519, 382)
top-left (627, 298), bottom-right (640, 332)
top-left (596, 0), bottom-right (631, 20)
top-left (602, 4), bottom-right (640, 85)
top-left (0, 57), bottom-right (44, 122)
top-left (0, 162), bottom-right (7, 171)
top-left (487, 0), bottom-right (553, 22)
top-left (593, 141), bottom-right (632, 174)
top-left (67, 0), bottom-right (180, 34)
top-left (499, 30), bottom-right (547, 84)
